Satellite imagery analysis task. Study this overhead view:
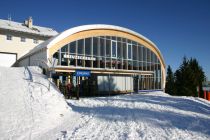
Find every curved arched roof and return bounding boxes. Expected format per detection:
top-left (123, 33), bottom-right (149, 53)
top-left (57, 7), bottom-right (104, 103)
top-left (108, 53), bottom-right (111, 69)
top-left (22, 24), bottom-right (165, 67)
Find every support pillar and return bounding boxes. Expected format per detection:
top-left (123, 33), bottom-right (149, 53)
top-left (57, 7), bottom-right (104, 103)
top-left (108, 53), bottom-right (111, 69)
top-left (57, 79), bottom-right (60, 89)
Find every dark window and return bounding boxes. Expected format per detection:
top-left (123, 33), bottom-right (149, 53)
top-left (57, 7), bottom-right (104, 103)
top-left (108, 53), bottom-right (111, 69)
top-left (100, 38), bottom-right (105, 56)
top-left (106, 39), bottom-right (111, 57)
top-left (123, 42), bottom-right (127, 59)
top-left (33, 39), bottom-right (39, 44)
top-left (93, 37), bottom-right (98, 56)
top-left (143, 47), bottom-right (147, 61)
top-left (6, 35), bottom-right (12, 40)
top-left (69, 41), bottom-right (76, 54)
top-left (133, 45), bottom-right (137, 60)
top-left (21, 37), bottom-right (26, 42)
top-left (77, 39), bottom-right (84, 55)
top-left (138, 45), bottom-right (143, 61)
top-left (85, 38), bottom-right (92, 56)
top-left (147, 48), bottom-right (151, 62)
top-left (117, 41), bottom-right (122, 59)
top-left (61, 45), bottom-right (68, 52)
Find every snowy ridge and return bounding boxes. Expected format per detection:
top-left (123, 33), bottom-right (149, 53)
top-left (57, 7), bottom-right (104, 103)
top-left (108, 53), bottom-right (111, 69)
top-left (0, 19), bottom-right (58, 37)
top-left (0, 66), bottom-right (70, 139)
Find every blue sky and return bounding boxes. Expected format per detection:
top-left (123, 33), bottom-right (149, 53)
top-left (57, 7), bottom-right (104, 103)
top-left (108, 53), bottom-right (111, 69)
top-left (1, 0), bottom-right (210, 80)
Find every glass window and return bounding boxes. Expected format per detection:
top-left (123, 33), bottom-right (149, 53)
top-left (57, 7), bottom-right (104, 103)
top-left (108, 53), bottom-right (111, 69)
top-left (147, 48), bottom-right (151, 62)
top-left (143, 47), bottom-right (147, 61)
top-left (85, 38), bottom-right (92, 56)
top-left (100, 57), bottom-right (105, 68)
top-left (123, 42), bottom-right (127, 59)
top-left (106, 39), bottom-right (111, 57)
top-left (21, 37), bottom-right (26, 42)
top-left (77, 39), bottom-right (84, 55)
top-left (6, 35), bottom-right (12, 40)
top-left (138, 45), bottom-right (143, 61)
top-left (127, 43), bottom-right (132, 60)
top-left (111, 40), bottom-right (117, 58)
top-left (111, 36), bottom-right (116, 40)
top-left (128, 60), bottom-right (133, 70)
top-left (122, 38), bottom-right (126, 43)
top-left (61, 45), bottom-right (68, 52)
top-left (69, 41), bottom-right (76, 54)
top-left (33, 39), bottom-right (39, 44)
top-left (139, 62), bottom-right (143, 70)
top-left (117, 41), bottom-right (122, 59)
top-left (93, 37), bottom-right (98, 56)
top-left (100, 38), bottom-right (105, 57)
top-left (133, 45), bottom-right (137, 60)
top-left (133, 61), bottom-right (138, 70)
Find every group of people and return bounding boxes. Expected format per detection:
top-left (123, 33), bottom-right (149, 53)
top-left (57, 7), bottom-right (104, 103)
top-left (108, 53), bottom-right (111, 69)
top-left (66, 83), bottom-right (79, 99)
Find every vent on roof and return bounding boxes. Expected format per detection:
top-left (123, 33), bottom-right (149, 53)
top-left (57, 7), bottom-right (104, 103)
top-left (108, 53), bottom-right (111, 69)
top-left (24, 17), bottom-right (33, 29)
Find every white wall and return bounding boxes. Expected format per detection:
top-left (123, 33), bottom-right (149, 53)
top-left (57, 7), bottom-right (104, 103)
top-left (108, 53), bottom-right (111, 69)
top-left (0, 31), bottom-right (45, 59)
top-left (97, 75), bottom-right (133, 92)
top-left (0, 53), bottom-right (16, 67)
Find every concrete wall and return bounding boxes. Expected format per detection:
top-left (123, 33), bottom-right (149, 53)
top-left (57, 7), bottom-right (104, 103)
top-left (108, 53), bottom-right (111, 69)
top-left (17, 49), bottom-right (48, 69)
top-left (97, 75), bottom-right (133, 92)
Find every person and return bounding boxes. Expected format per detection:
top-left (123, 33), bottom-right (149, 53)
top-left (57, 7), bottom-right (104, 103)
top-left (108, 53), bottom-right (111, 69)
top-left (66, 83), bottom-right (73, 99)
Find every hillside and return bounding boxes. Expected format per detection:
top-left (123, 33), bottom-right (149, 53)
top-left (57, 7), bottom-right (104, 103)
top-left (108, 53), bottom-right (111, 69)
top-left (0, 67), bottom-right (210, 140)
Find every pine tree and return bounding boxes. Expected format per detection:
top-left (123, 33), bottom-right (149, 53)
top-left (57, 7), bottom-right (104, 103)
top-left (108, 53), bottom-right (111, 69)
top-left (174, 56), bottom-right (206, 97)
top-left (165, 65), bottom-right (175, 95)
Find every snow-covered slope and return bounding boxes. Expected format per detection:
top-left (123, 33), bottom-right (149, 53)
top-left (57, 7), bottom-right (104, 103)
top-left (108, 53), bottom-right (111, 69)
top-left (0, 66), bottom-right (70, 139)
top-left (0, 66), bottom-right (210, 140)
top-left (56, 93), bottom-right (210, 140)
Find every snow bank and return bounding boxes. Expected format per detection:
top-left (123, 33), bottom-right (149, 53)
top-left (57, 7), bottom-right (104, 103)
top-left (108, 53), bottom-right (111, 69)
top-left (60, 92), bottom-right (210, 140)
top-left (0, 66), bottom-right (70, 139)
top-left (0, 66), bottom-right (210, 140)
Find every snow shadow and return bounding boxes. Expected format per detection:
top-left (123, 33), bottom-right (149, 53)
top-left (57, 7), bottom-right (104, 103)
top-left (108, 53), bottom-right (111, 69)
top-left (95, 94), bottom-right (210, 116)
top-left (67, 99), bottom-right (210, 136)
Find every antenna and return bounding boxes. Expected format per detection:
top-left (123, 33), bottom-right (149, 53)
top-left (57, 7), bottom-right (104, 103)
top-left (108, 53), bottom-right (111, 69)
top-left (7, 14), bottom-right (12, 25)
top-left (8, 14), bottom-right (12, 21)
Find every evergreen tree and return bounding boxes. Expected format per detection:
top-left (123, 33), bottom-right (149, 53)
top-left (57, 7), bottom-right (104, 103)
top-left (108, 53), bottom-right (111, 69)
top-left (174, 56), bottom-right (206, 97)
top-left (165, 65), bottom-right (175, 95)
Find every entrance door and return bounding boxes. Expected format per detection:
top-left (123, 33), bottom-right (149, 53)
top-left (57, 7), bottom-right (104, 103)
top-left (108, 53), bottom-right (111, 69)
top-left (133, 75), bottom-right (139, 93)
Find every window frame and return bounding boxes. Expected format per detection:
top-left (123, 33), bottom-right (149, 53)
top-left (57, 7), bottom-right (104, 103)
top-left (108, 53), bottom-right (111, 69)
top-left (111, 40), bottom-right (117, 58)
top-left (127, 43), bottom-right (132, 60)
top-left (6, 35), bottom-right (12, 41)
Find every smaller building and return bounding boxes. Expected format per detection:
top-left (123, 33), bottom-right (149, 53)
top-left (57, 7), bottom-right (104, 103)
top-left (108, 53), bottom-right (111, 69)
top-left (0, 17), bottom-right (58, 67)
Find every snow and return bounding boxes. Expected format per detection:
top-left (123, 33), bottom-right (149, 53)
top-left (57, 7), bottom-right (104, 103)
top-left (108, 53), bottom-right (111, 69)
top-left (0, 19), bottom-right (58, 37)
top-left (0, 66), bottom-right (70, 139)
top-left (0, 66), bottom-right (210, 140)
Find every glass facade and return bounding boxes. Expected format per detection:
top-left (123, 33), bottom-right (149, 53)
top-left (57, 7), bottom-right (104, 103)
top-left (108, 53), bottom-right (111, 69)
top-left (53, 36), bottom-right (162, 89)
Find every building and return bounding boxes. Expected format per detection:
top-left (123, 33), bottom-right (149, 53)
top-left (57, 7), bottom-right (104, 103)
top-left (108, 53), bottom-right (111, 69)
top-left (15, 24), bottom-right (166, 95)
top-left (0, 17), bottom-right (58, 67)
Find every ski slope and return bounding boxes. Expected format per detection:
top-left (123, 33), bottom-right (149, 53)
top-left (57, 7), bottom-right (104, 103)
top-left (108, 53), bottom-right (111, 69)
top-left (0, 67), bottom-right (210, 140)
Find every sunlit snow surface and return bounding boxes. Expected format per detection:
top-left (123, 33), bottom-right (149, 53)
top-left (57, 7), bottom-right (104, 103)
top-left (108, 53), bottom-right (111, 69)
top-left (0, 67), bottom-right (210, 140)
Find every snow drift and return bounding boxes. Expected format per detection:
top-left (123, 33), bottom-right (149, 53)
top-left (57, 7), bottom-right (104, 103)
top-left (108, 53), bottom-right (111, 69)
top-left (0, 66), bottom-right (70, 139)
top-left (0, 66), bottom-right (210, 140)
